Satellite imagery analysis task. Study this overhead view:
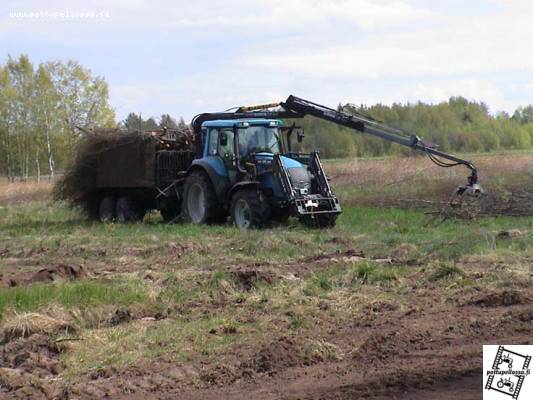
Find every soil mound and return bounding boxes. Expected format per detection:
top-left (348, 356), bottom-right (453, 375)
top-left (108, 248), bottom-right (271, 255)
top-left (463, 290), bottom-right (528, 308)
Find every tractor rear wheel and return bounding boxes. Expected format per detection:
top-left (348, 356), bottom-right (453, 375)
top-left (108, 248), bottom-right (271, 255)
top-left (300, 213), bottom-right (337, 229)
top-left (116, 196), bottom-right (145, 223)
top-left (230, 188), bottom-right (270, 229)
top-left (183, 170), bottom-right (222, 224)
top-left (99, 196), bottom-right (116, 222)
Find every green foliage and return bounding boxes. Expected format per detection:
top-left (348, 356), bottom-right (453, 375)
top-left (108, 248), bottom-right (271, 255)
top-left (0, 55), bottom-right (115, 181)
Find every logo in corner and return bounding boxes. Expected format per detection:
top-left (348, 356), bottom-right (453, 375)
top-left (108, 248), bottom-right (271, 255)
top-left (484, 345), bottom-right (532, 399)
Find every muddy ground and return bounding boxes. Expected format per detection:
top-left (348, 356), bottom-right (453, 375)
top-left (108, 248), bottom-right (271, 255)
top-left (1, 253), bottom-right (531, 399)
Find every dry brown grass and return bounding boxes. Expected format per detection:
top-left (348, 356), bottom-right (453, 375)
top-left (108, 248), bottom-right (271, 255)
top-left (1, 307), bottom-right (76, 343)
top-left (0, 180), bottom-right (52, 206)
top-left (324, 152), bottom-right (533, 215)
top-left (326, 152), bottom-right (533, 188)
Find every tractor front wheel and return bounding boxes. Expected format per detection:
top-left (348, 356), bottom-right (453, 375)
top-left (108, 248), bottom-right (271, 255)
top-left (230, 189), bottom-right (270, 229)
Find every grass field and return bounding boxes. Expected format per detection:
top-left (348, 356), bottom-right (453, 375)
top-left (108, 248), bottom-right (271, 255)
top-left (0, 152), bottom-right (532, 399)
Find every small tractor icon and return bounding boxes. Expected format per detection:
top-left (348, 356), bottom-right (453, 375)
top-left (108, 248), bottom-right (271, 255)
top-left (497, 377), bottom-right (515, 393)
top-left (497, 353), bottom-right (513, 369)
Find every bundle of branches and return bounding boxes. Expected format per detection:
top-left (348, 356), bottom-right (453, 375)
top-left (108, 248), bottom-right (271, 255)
top-left (53, 126), bottom-right (194, 217)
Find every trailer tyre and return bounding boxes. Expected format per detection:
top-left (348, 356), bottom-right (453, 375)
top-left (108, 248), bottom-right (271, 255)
top-left (99, 196), bottom-right (116, 222)
top-left (183, 170), bottom-right (221, 224)
top-left (116, 197), bottom-right (145, 223)
top-left (230, 188), bottom-right (270, 229)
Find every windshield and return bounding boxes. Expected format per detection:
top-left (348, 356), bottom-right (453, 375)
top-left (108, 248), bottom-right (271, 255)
top-left (238, 126), bottom-right (281, 155)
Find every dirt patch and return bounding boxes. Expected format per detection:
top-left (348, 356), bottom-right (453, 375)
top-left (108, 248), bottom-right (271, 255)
top-left (229, 268), bottom-right (276, 291)
top-left (1, 334), bottom-right (63, 376)
top-left (2, 264), bottom-right (86, 288)
top-left (462, 289), bottom-right (529, 308)
top-left (497, 229), bottom-right (527, 239)
top-left (246, 337), bottom-right (313, 375)
top-left (363, 301), bottom-right (399, 313)
top-left (27, 264), bottom-right (86, 284)
top-left (108, 307), bottom-right (132, 326)
top-left (352, 328), bottom-right (428, 366)
top-left (0, 332), bottom-right (71, 400)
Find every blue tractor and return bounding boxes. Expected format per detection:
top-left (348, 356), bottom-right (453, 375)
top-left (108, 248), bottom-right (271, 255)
top-left (182, 95), bottom-right (482, 229)
top-left (182, 118), bottom-right (341, 228)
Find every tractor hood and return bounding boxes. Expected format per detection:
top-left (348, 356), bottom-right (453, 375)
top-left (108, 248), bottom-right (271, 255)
top-left (254, 153), bottom-right (311, 192)
top-left (254, 152), bottom-right (304, 169)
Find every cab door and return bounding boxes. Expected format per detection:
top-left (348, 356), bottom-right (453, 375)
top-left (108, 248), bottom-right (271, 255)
top-left (218, 128), bottom-right (238, 185)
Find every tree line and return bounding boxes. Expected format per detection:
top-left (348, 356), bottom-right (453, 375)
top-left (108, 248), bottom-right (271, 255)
top-left (2, 55), bottom-right (533, 180)
top-left (295, 98), bottom-right (533, 158)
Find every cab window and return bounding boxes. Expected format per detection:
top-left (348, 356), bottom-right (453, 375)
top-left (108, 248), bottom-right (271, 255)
top-left (208, 128), bottom-right (218, 155)
top-left (218, 128), bottom-right (234, 157)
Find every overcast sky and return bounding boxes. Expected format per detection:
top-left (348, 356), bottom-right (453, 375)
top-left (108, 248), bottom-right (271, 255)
top-left (2, 0), bottom-right (532, 121)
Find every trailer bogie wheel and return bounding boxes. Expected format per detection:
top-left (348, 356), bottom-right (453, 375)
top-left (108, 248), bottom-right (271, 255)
top-left (116, 197), bottom-right (145, 223)
top-left (300, 213), bottom-right (337, 229)
top-left (230, 189), bottom-right (270, 229)
top-left (183, 170), bottom-right (221, 224)
top-left (99, 196), bottom-right (116, 222)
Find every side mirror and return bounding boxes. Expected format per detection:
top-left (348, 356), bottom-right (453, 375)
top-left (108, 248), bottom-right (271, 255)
top-left (296, 128), bottom-right (305, 143)
top-left (220, 131), bottom-right (228, 146)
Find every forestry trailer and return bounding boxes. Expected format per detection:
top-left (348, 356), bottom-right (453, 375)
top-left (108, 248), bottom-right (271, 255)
top-left (93, 95), bottom-right (483, 228)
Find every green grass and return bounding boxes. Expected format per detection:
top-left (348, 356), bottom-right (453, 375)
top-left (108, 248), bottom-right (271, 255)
top-left (1, 202), bottom-right (531, 266)
top-left (62, 313), bottom-right (246, 377)
top-left (429, 262), bottom-right (466, 282)
top-left (0, 278), bottom-right (149, 318)
top-left (303, 262), bottom-right (401, 297)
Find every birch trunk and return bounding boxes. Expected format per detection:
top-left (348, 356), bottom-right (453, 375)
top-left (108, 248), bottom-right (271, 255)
top-left (35, 148), bottom-right (41, 182)
top-left (45, 116), bottom-right (55, 179)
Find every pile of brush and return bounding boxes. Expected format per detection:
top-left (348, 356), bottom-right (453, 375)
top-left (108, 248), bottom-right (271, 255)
top-left (53, 126), bottom-right (194, 217)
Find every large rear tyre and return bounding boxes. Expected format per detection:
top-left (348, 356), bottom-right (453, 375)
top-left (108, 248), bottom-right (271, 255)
top-left (116, 197), bottom-right (145, 223)
top-left (183, 170), bottom-right (222, 224)
top-left (300, 213), bottom-right (337, 229)
top-left (230, 189), bottom-right (270, 229)
top-left (99, 196), bottom-right (116, 222)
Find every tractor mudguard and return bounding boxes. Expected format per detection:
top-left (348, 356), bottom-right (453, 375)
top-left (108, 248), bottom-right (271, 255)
top-left (227, 181), bottom-right (261, 206)
top-left (187, 160), bottom-right (230, 204)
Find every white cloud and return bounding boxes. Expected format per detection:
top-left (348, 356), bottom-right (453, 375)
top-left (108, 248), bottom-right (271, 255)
top-left (169, 0), bottom-right (431, 31)
top-left (243, 11), bottom-right (533, 79)
top-left (3, 0), bottom-right (532, 118)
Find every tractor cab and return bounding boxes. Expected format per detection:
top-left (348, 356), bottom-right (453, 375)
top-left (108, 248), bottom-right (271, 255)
top-left (202, 119), bottom-right (283, 169)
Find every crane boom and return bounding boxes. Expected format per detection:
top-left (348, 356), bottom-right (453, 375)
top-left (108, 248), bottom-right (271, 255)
top-left (192, 95), bottom-right (483, 199)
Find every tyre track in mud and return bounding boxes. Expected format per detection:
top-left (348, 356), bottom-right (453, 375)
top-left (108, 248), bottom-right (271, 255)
top-left (113, 289), bottom-right (533, 400)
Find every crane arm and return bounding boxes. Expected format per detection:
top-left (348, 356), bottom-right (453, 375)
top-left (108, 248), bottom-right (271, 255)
top-left (192, 95), bottom-right (484, 199)
top-left (280, 95), bottom-right (482, 197)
